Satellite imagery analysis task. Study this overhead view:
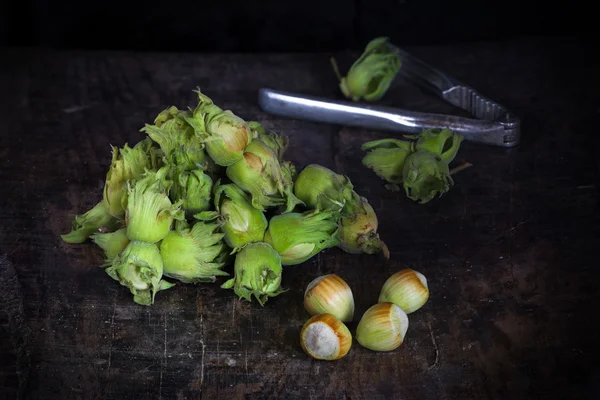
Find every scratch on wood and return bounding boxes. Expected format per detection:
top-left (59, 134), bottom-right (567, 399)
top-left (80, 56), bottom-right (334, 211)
top-left (449, 162), bottom-right (473, 175)
top-left (62, 104), bottom-right (95, 113)
top-left (159, 312), bottom-right (167, 400)
top-left (245, 348), bottom-right (249, 384)
top-left (459, 186), bottom-right (468, 236)
top-left (7, 239), bottom-right (25, 257)
top-left (133, 363), bottom-right (156, 376)
top-left (316, 252), bottom-right (322, 276)
top-left (249, 307), bottom-right (254, 341)
top-left (483, 218), bottom-right (531, 246)
top-left (506, 219), bottom-right (531, 236)
top-left (509, 182), bottom-right (515, 285)
top-left (332, 127), bottom-right (342, 173)
top-left (427, 321), bottom-right (440, 370)
top-left (199, 314), bottom-right (206, 389)
top-left (106, 298), bottom-right (116, 374)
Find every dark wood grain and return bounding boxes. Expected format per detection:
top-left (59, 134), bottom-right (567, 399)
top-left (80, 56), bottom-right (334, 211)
top-left (1, 37), bottom-right (599, 400)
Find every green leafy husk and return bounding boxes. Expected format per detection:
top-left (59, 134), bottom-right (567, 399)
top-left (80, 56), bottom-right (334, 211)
top-left (402, 150), bottom-right (453, 204)
top-left (406, 128), bottom-right (464, 164)
top-left (337, 191), bottom-right (389, 259)
top-left (197, 182), bottom-right (267, 251)
top-left (103, 137), bottom-right (160, 218)
top-left (61, 200), bottom-right (122, 244)
top-left (125, 166), bottom-right (184, 243)
top-left (106, 240), bottom-right (174, 305)
top-left (248, 121), bottom-right (289, 160)
top-left (159, 220), bottom-right (230, 283)
top-left (338, 37), bottom-right (401, 102)
top-left (263, 210), bottom-right (340, 265)
top-left (140, 106), bottom-right (197, 156)
top-left (91, 228), bottom-right (130, 266)
top-left (361, 139), bottom-right (412, 184)
top-left (226, 139), bottom-right (302, 212)
top-left (293, 164), bottom-right (354, 214)
top-left (169, 168), bottom-right (213, 216)
top-left (220, 242), bottom-right (285, 305)
top-left (184, 90), bottom-right (251, 166)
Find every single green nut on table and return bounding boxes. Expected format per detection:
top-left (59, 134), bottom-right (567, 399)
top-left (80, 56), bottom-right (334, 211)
top-left (106, 240), bottom-right (175, 306)
top-left (159, 220), bottom-right (229, 284)
top-left (263, 210), bottom-right (340, 266)
top-left (226, 139), bottom-right (302, 213)
top-left (338, 37), bottom-right (401, 102)
top-left (61, 200), bottom-right (122, 244)
top-left (379, 268), bottom-right (429, 314)
top-left (293, 164), bottom-right (354, 214)
top-left (361, 138), bottom-right (413, 184)
top-left (184, 90), bottom-right (251, 167)
top-left (356, 302), bottom-right (409, 352)
top-left (303, 274), bottom-right (355, 322)
top-left (402, 150), bottom-right (453, 204)
top-left (125, 166), bottom-right (184, 243)
top-left (221, 242), bottom-right (285, 306)
top-left (91, 228), bottom-right (130, 266)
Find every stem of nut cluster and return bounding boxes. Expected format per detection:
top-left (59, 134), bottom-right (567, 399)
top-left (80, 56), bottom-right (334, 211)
top-left (359, 232), bottom-right (390, 259)
top-left (330, 57), bottom-right (342, 81)
top-left (449, 162), bottom-right (473, 176)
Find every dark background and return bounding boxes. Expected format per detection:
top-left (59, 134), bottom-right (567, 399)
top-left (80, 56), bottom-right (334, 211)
top-left (0, 0), bottom-right (589, 52)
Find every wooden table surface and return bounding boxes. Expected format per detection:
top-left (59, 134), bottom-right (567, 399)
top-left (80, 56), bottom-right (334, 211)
top-left (1, 37), bottom-right (599, 400)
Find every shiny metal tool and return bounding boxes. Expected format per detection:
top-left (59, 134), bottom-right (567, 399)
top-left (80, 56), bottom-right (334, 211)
top-left (258, 47), bottom-right (520, 147)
